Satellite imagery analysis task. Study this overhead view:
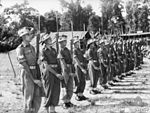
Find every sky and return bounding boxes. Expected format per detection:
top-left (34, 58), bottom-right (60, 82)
top-left (1, 0), bottom-right (101, 15)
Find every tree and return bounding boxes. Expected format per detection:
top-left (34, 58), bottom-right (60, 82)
top-left (0, 2), bottom-right (44, 52)
top-left (87, 15), bottom-right (101, 33)
top-left (100, 0), bottom-right (125, 34)
top-left (60, 12), bottom-right (71, 31)
top-left (59, 0), bottom-right (95, 31)
top-left (82, 5), bottom-right (95, 31)
top-left (0, 1), bottom-right (64, 52)
top-left (126, 1), bottom-right (140, 33)
top-left (125, 0), bottom-right (150, 32)
top-left (44, 10), bottom-right (61, 33)
top-left (138, 5), bottom-right (149, 32)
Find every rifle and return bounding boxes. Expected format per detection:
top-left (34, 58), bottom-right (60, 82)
top-left (107, 31), bottom-right (113, 80)
top-left (55, 12), bottom-right (59, 53)
top-left (36, 14), bottom-right (40, 61)
top-left (71, 20), bottom-right (74, 56)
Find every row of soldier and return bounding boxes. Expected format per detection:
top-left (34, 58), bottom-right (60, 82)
top-left (16, 27), bottom-right (144, 113)
top-left (82, 35), bottom-right (144, 94)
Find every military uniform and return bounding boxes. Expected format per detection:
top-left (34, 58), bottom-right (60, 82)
top-left (58, 47), bottom-right (74, 103)
top-left (16, 27), bottom-right (42, 113)
top-left (133, 41), bottom-right (138, 69)
top-left (86, 39), bottom-right (101, 94)
top-left (98, 42), bottom-right (109, 88)
top-left (113, 42), bottom-right (120, 77)
top-left (57, 35), bottom-right (75, 108)
top-left (113, 42), bottom-right (118, 76)
top-left (137, 41), bottom-right (141, 67)
top-left (107, 43), bottom-right (116, 82)
top-left (125, 41), bottom-right (130, 72)
top-left (73, 48), bottom-right (87, 92)
top-left (129, 40), bottom-right (134, 71)
top-left (122, 41), bottom-right (127, 75)
top-left (73, 46), bottom-right (88, 100)
top-left (16, 43), bottom-right (41, 113)
top-left (116, 40), bottom-right (123, 76)
top-left (41, 46), bottom-right (61, 108)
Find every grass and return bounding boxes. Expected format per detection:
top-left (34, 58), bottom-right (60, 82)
top-left (0, 52), bottom-right (150, 113)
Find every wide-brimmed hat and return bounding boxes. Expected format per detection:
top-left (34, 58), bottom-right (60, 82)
top-left (86, 38), bottom-right (96, 49)
top-left (73, 36), bottom-right (80, 44)
top-left (87, 38), bottom-right (96, 46)
top-left (58, 34), bottom-right (67, 43)
top-left (40, 33), bottom-right (51, 44)
top-left (104, 40), bottom-right (110, 45)
top-left (99, 39), bottom-right (105, 45)
top-left (18, 27), bottom-right (31, 37)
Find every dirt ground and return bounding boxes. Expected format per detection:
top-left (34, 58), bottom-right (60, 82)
top-left (0, 51), bottom-right (150, 113)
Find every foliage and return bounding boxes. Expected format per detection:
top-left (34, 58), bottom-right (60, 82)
top-left (87, 15), bottom-right (101, 33)
top-left (126, 0), bottom-right (150, 32)
top-left (0, 2), bottom-right (42, 52)
top-left (100, 0), bottom-right (125, 34)
top-left (0, 2), bottom-right (60, 52)
top-left (44, 10), bottom-right (61, 33)
top-left (82, 5), bottom-right (95, 31)
top-left (1, 0), bottom-right (150, 53)
top-left (59, 0), bottom-right (95, 31)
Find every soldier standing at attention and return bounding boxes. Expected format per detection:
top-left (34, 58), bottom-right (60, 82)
top-left (102, 40), bottom-right (111, 89)
top-left (57, 35), bottom-right (75, 109)
top-left (97, 40), bottom-right (108, 88)
top-left (16, 27), bottom-right (42, 113)
top-left (108, 40), bottom-right (116, 86)
top-left (116, 39), bottom-right (123, 78)
top-left (122, 40), bottom-right (127, 76)
top-left (133, 40), bottom-right (138, 70)
top-left (73, 36), bottom-right (88, 101)
top-left (85, 39), bottom-right (101, 95)
top-left (40, 34), bottom-right (63, 113)
top-left (113, 40), bottom-right (120, 82)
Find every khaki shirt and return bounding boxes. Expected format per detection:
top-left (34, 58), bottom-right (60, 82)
top-left (73, 48), bottom-right (87, 64)
top-left (16, 43), bottom-right (36, 67)
top-left (57, 47), bottom-right (72, 64)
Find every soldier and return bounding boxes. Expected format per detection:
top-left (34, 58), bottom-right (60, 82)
top-left (85, 38), bottom-right (101, 94)
top-left (116, 39), bottom-right (124, 78)
top-left (133, 40), bottom-right (138, 70)
top-left (40, 34), bottom-right (63, 113)
top-left (108, 39), bottom-right (116, 86)
top-left (125, 40), bottom-right (131, 73)
top-left (113, 40), bottom-right (120, 82)
top-left (97, 40), bottom-right (108, 88)
top-left (16, 27), bottom-right (42, 113)
top-left (126, 39), bottom-right (135, 75)
top-left (102, 40), bottom-right (111, 89)
top-left (128, 40), bottom-right (134, 72)
top-left (57, 34), bottom-right (75, 108)
top-left (73, 36), bottom-right (88, 101)
top-left (125, 40), bottom-right (129, 73)
top-left (137, 39), bottom-right (142, 69)
top-left (122, 40), bottom-right (127, 76)
top-left (139, 39), bottom-right (144, 64)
